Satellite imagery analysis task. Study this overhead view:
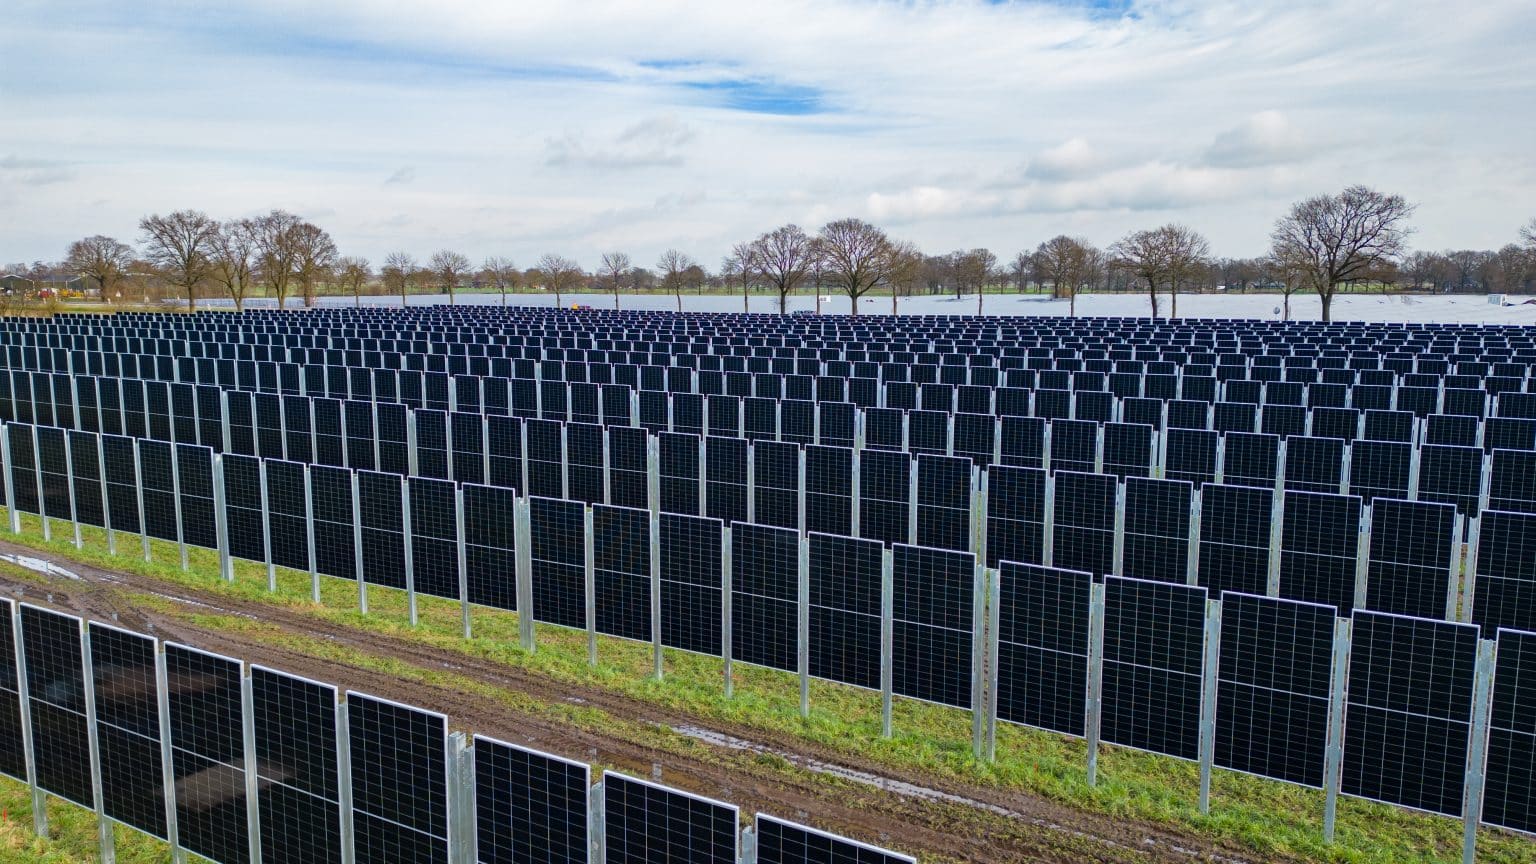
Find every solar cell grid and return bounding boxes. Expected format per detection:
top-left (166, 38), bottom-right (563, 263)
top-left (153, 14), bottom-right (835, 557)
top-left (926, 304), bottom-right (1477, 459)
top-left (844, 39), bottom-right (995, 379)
top-left (347, 692), bottom-right (449, 864)
top-left (87, 621), bottom-right (167, 837)
top-left (474, 737), bottom-right (590, 864)
top-left (1364, 499), bottom-right (1455, 620)
top-left (1342, 611), bottom-right (1478, 817)
top-left (995, 562), bottom-right (1091, 736)
top-left (1471, 510), bottom-right (1536, 637)
top-left (1120, 477), bottom-right (1192, 584)
top-left (731, 522), bottom-right (800, 672)
top-left (1100, 577), bottom-right (1207, 761)
top-left (754, 814), bottom-right (915, 864)
top-left (1485, 628), bottom-right (1536, 835)
top-left (984, 465), bottom-right (1045, 569)
top-left (915, 454), bottom-right (971, 552)
top-left (251, 666), bottom-right (341, 864)
top-left (164, 642), bottom-right (250, 864)
top-left (592, 503), bottom-right (651, 642)
top-left (602, 772), bottom-right (737, 864)
top-left (891, 544), bottom-right (975, 709)
top-left (1215, 593), bottom-right (1334, 787)
top-left (1051, 471), bottom-right (1116, 580)
top-left (357, 471), bottom-right (408, 591)
top-left (1279, 490), bottom-right (1362, 614)
top-left (529, 496), bottom-right (587, 629)
top-left (659, 512), bottom-right (725, 656)
top-left (804, 445), bottom-right (853, 537)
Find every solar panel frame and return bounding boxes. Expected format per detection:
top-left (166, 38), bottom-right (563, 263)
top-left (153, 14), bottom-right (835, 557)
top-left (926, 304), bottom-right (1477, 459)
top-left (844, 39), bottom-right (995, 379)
top-left (1100, 577), bottom-right (1208, 761)
top-left (473, 736), bottom-right (591, 864)
top-left (347, 691), bottom-right (450, 864)
top-left (602, 772), bottom-right (738, 864)
top-left (891, 543), bottom-right (976, 709)
top-left (164, 641), bottom-right (251, 864)
top-left (1484, 627), bottom-right (1536, 835)
top-left (995, 562), bottom-right (1091, 737)
top-left (251, 665), bottom-right (342, 864)
top-left (87, 620), bottom-right (167, 838)
top-left (753, 813), bottom-right (915, 864)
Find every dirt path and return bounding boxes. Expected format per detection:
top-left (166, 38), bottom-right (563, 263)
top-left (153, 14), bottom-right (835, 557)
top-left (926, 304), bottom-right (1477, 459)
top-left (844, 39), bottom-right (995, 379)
top-left (0, 537), bottom-right (1278, 864)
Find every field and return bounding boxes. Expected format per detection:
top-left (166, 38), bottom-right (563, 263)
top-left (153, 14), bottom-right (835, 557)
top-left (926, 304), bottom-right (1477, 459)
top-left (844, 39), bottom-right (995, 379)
top-left (0, 306), bottom-right (1531, 864)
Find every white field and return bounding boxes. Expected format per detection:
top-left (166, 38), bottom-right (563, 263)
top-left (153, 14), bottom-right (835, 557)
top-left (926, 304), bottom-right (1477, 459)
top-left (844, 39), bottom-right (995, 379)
top-left (208, 291), bottom-right (1536, 325)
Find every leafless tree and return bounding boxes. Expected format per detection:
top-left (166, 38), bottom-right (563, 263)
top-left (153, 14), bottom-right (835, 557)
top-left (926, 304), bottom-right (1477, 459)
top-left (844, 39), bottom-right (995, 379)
top-left (337, 257), bottom-right (372, 306)
top-left (726, 242), bottom-right (756, 313)
top-left (1034, 236), bottom-right (1099, 317)
top-left (482, 256), bottom-right (519, 307)
top-left (657, 249), bottom-right (696, 313)
top-left (1109, 229), bottom-right (1170, 318)
top-left (598, 252), bottom-right (631, 310)
top-left (210, 219), bottom-right (258, 311)
top-left (536, 254), bottom-right (582, 308)
top-left (64, 235), bottom-right (134, 304)
top-left (748, 225), bottom-right (816, 315)
top-left (138, 210), bottom-right (219, 311)
top-left (292, 222), bottom-right (338, 307)
top-left (886, 241), bottom-right (926, 315)
top-left (817, 218), bottom-right (896, 316)
top-left (252, 209), bottom-right (303, 308)
top-left (1262, 250), bottom-right (1309, 321)
top-left (951, 248), bottom-right (997, 314)
top-left (1010, 251), bottom-right (1033, 295)
top-left (429, 250), bottom-right (472, 305)
top-left (382, 251), bottom-right (416, 307)
top-left (1521, 218), bottom-right (1536, 249)
top-left (1158, 224), bottom-right (1211, 318)
top-left (1270, 185), bottom-right (1415, 322)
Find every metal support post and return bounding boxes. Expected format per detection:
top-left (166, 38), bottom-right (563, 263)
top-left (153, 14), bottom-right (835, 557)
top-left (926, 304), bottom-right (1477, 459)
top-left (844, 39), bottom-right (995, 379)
top-left (588, 780), bottom-right (606, 864)
top-left (402, 478), bottom-right (418, 626)
top-left (880, 547), bottom-right (894, 739)
top-left (722, 525), bottom-right (734, 698)
top-left (984, 567), bottom-right (1001, 762)
top-left (1353, 508), bottom-right (1371, 614)
top-left (971, 564), bottom-right (986, 760)
top-left (1322, 618), bottom-right (1351, 843)
top-left (1111, 482), bottom-right (1126, 577)
top-left (336, 698), bottom-right (356, 864)
top-left (1446, 516), bottom-right (1465, 622)
top-left (585, 506), bottom-right (597, 667)
top-left (1042, 474), bottom-right (1055, 567)
top-left (33, 426), bottom-right (49, 543)
top-left (849, 451), bottom-right (860, 538)
top-left (1198, 599), bottom-right (1221, 815)
top-left (1460, 517), bottom-right (1480, 625)
top-left (1267, 491), bottom-right (1284, 597)
top-left (457, 487), bottom-right (471, 640)
top-left (213, 456), bottom-right (233, 581)
top-left (1187, 490), bottom-right (1203, 586)
top-left (352, 472), bottom-right (367, 615)
top-left (1085, 583), bottom-right (1106, 787)
top-left (797, 537), bottom-right (810, 720)
top-left (906, 465), bottom-right (918, 547)
top-left (241, 668), bottom-right (263, 864)
top-left (1462, 639), bottom-right (1495, 864)
top-left (649, 506), bottom-right (663, 681)
top-left (260, 463), bottom-right (275, 591)
top-left (64, 432), bottom-right (81, 550)
top-left (306, 467), bottom-right (320, 602)
top-left (12, 605), bottom-right (45, 838)
top-left (155, 645), bottom-right (185, 863)
top-left (514, 498), bottom-right (535, 652)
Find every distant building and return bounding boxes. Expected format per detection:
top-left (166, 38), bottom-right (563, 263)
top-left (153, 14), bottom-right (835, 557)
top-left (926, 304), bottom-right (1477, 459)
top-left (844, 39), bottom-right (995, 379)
top-left (0, 273), bottom-right (89, 296)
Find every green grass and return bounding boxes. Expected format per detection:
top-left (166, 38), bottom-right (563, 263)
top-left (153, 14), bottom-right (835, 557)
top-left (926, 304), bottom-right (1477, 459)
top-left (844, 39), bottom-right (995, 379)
top-left (0, 776), bottom-right (196, 864)
top-left (0, 512), bottom-right (1531, 863)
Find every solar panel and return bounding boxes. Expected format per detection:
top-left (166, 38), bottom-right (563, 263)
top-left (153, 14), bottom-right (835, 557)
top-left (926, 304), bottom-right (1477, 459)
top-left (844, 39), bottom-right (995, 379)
top-left (1471, 510), bottom-right (1536, 638)
top-left (35, 424), bottom-right (71, 521)
top-left (1047, 418), bottom-right (1096, 474)
top-left (602, 772), bottom-right (737, 864)
top-left (1342, 611), bottom-right (1478, 816)
top-left (705, 435), bottom-right (748, 526)
top-left (310, 464), bottom-right (356, 581)
top-left (752, 440), bottom-right (801, 531)
top-left (1163, 427), bottom-right (1218, 488)
top-left (1215, 593), bottom-right (1334, 787)
top-left (462, 484), bottom-right (517, 611)
top-left (1484, 628), bottom-right (1536, 835)
top-left (1195, 483), bottom-right (1273, 598)
top-left (984, 465), bottom-right (1045, 569)
top-left (1101, 577), bottom-right (1207, 760)
top-left (995, 562), bottom-right (1091, 736)
top-left (1221, 431), bottom-right (1279, 489)
top-left (101, 433), bottom-right (141, 534)
top-left (807, 533), bottom-right (882, 690)
top-left (858, 449), bottom-right (911, 546)
top-left (1282, 435), bottom-right (1344, 495)
top-left (659, 512), bottom-right (724, 656)
top-left (892, 544), bottom-right (975, 708)
top-left (347, 692), bottom-right (449, 864)
top-left (1348, 439), bottom-right (1413, 504)
top-left (1417, 444), bottom-right (1485, 516)
top-left (88, 621), bottom-right (167, 838)
top-left (528, 496), bottom-right (586, 629)
top-left (1120, 477), bottom-right (1192, 584)
top-left (1488, 449), bottom-right (1536, 514)
top-left (592, 504), bottom-right (652, 642)
top-left (357, 470), bottom-right (408, 591)
top-left (252, 666), bottom-right (341, 864)
top-left (525, 419), bottom-right (565, 500)
top-left (1051, 471), bottom-right (1116, 580)
top-left (731, 523), bottom-right (799, 673)
top-left (1101, 422), bottom-right (1152, 479)
top-left (165, 642), bottom-right (250, 864)
top-left (67, 429), bottom-right (105, 528)
top-left (474, 737), bottom-right (590, 864)
top-left (176, 443), bottom-right (219, 550)
top-left (754, 813), bottom-right (915, 864)
top-left (1363, 498), bottom-right (1455, 620)
top-left (21, 604), bottom-right (93, 807)
top-left (659, 432), bottom-right (701, 516)
top-left (265, 459), bottom-right (310, 572)
top-left (1279, 490), bottom-right (1363, 614)
top-left (914, 454), bottom-right (971, 552)
top-left (805, 445), bottom-right (853, 537)
top-left (0, 600), bottom-right (24, 783)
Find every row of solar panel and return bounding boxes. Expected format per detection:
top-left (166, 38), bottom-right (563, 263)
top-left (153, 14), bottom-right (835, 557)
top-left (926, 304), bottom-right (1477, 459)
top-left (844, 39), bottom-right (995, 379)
top-left (8, 375), bottom-right (1536, 521)
top-left (14, 349), bottom-right (1536, 423)
top-left (0, 598), bottom-right (913, 864)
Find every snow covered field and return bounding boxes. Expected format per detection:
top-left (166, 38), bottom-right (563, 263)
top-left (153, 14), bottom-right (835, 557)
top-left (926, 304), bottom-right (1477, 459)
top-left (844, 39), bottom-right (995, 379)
top-left (208, 291), bottom-right (1536, 325)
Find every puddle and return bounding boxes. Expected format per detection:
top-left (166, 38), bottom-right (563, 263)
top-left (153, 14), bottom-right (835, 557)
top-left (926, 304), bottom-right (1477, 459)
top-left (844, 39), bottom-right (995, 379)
top-left (0, 552), bottom-right (81, 580)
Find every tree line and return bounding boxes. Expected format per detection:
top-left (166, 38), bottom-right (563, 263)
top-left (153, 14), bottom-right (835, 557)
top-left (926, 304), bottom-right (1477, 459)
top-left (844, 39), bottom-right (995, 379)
top-left (14, 191), bottom-right (1536, 322)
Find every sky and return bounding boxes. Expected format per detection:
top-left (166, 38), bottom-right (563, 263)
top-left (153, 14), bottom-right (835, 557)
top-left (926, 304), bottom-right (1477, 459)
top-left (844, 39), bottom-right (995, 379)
top-left (3, 0), bottom-right (1534, 272)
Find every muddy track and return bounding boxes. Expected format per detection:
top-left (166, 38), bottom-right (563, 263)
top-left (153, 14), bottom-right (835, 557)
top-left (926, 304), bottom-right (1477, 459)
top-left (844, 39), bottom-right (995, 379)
top-left (0, 537), bottom-right (1280, 864)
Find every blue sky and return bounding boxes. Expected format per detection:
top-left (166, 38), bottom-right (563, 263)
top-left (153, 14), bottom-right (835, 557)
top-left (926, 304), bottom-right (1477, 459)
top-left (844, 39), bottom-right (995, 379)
top-left (3, 0), bottom-right (1534, 270)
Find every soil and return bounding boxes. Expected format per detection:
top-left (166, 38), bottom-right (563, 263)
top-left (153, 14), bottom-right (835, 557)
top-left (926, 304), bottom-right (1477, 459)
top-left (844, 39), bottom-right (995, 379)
top-left (0, 536), bottom-right (1280, 864)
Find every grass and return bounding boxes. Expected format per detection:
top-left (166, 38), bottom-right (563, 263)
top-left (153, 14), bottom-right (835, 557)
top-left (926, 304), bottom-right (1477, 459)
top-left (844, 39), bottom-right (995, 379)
top-left (0, 512), bottom-right (1531, 863)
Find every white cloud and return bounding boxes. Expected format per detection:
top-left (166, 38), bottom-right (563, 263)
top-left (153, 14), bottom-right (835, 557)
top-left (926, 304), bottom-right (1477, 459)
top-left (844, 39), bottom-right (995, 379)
top-left (1, 0), bottom-right (1533, 264)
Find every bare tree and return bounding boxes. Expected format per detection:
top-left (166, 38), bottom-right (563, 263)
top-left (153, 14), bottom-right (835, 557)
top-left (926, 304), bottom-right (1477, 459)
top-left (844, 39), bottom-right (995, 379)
top-left (292, 222), bottom-right (338, 307)
top-left (210, 219), bottom-right (258, 311)
top-left (382, 251), bottom-right (416, 307)
top-left (598, 252), bottom-right (631, 310)
top-left (337, 257), bottom-right (372, 307)
top-left (1109, 229), bottom-right (1170, 318)
top-left (482, 256), bottom-right (519, 307)
top-left (1521, 218), bottom-right (1536, 249)
top-left (252, 210), bottom-right (303, 308)
top-left (429, 250), bottom-right (472, 305)
top-left (1262, 251), bottom-right (1308, 321)
top-left (536, 254), bottom-right (582, 307)
top-left (1270, 185), bottom-right (1415, 322)
top-left (748, 225), bottom-right (816, 315)
top-left (1159, 224), bottom-right (1211, 318)
top-left (1010, 251), bottom-right (1032, 295)
top-left (727, 242), bottom-right (756, 313)
top-left (1034, 236), bottom-right (1100, 317)
top-left (64, 235), bottom-right (134, 304)
top-left (817, 218), bottom-right (895, 316)
top-left (138, 210), bottom-right (219, 311)
top-left (953, 248), bottom-right (997, 315)
top-left (657, 249), bottom-right (695, 313)
top-left (886, 240), bottom-right (925, 315)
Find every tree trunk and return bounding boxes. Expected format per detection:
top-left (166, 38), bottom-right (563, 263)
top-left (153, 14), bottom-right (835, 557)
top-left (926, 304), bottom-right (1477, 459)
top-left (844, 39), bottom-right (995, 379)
top-left (1069, 289), bottom-right (1076, 318)
top-left (892, 289), bottom-right (898, 316)
top-left (448, 284), bottom-right (455, 305)
top-left (614, 287), bottom-right (621, 310)
top-left (186, 285), bottom-right (196, 312)
top-left (1147, 281), bottom-right (1159, 318)
top-left (976, 289), bottom-right (983, 316)
top-left (500, 287), bottom-right (507, 307)
top-left (779, 290), bottom-right (788, 315)
top-left (849, 293), bottom-right (859, 316)
top-left (1282, 292), bottom-right (1291, 322)
top-left (1170, 278), bottom-right (1178, 319)
top-left (1320, 286), bottom-right (1333, 323)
